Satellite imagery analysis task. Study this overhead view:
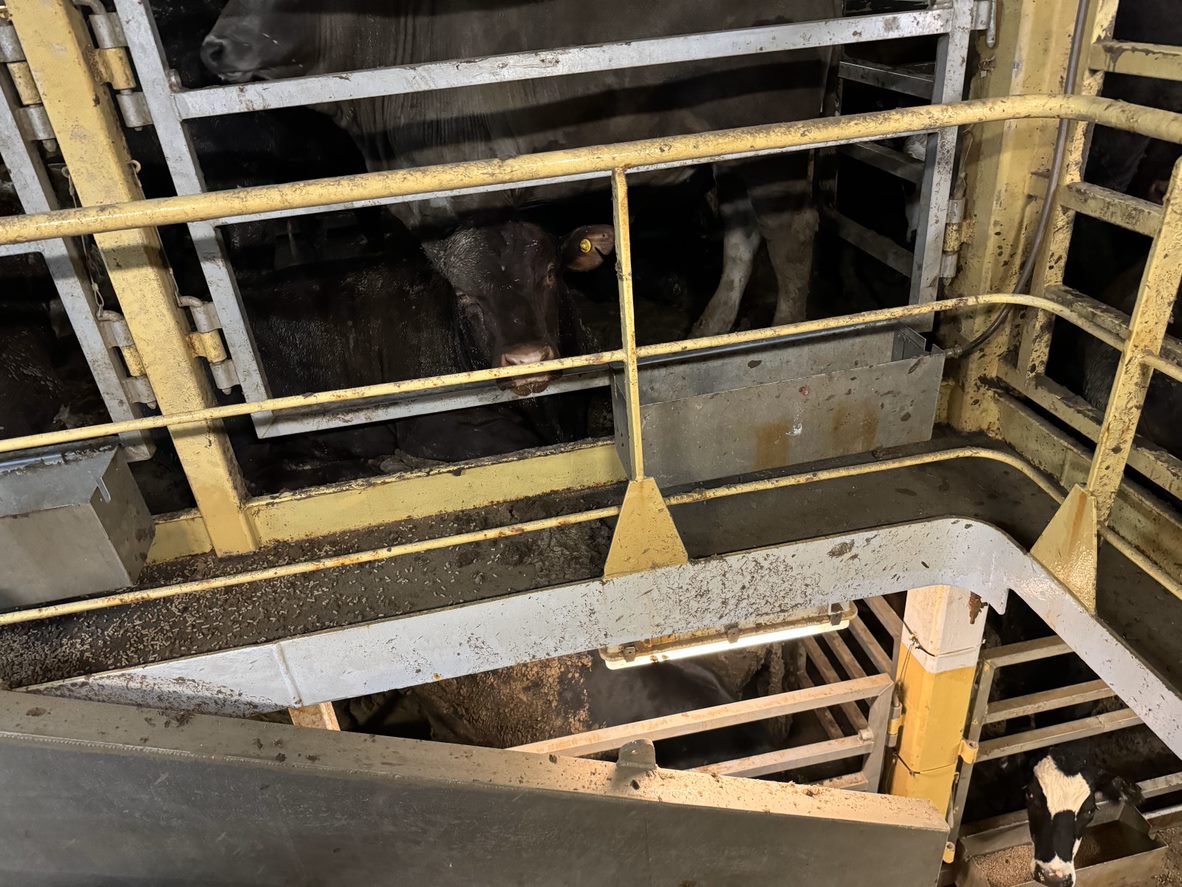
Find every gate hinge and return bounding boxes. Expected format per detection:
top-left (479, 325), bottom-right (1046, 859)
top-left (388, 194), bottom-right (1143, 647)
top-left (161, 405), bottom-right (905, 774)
top-left (940, 197), bottom-right (974, 281)
top-left (97, 309), bottom-right (158, 408)
top-left (180, 296), bottom-right (239, 394)
top-left (0, 22), bottom-right (23, 63)
top-left (959, 738), bottom-right (980, 765)
top-left (886, 697), bottom-right (904, 748)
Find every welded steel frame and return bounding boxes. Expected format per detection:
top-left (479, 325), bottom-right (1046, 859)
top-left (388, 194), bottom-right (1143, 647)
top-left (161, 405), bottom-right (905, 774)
top-left (509, 606), bottom-right (900, 790)
top-left (23, 517), bottom-right (1182, 774)
top-left (947, 635), bottom-right (1182, 843)
top-left (0, 51), bottom-right (150, 459)
top-left (105, 0), bottom-right (986, 438)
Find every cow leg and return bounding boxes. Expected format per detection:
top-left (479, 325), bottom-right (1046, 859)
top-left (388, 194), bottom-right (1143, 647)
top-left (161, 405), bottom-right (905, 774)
top-left (690, 180), bottom-right (762, 338)
top-left (744, 159), bottom-right (817, 327)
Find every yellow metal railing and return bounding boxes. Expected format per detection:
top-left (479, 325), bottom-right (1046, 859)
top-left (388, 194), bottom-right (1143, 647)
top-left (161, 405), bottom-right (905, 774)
top-left (2, 0), bottom-right (1182, 626)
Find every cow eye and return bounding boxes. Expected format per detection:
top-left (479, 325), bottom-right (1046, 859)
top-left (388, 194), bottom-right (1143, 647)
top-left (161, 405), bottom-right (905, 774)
top-left (545, 264), bottom-right (557, 285)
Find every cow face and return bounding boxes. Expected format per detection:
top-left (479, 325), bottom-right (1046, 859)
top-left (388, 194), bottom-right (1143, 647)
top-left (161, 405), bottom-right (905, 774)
top-left (1026, 756), bottom-right (1097, 887)
top-left (427, 221), bottom-right (612, 396)
top-left (201, 0), bottom-right (313, 83)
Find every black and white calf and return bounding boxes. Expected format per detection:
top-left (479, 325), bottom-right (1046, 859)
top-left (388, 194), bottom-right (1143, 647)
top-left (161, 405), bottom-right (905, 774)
top-left (1025, 750), bottom-right (1143, 886)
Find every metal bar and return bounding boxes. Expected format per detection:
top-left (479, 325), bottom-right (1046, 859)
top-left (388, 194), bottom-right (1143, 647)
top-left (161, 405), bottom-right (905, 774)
top-left (863, 594), bottom-right (904, 639)
top-left (799, 670), bottom-right (846, 741)
top-left (1089, 40), bottom-right (1182, 83)
top-left (838, 59), bottom-right (934, 99)
top-left (513, 674), bottom-right (892, 757)
top-left (819, 773), bottom-right (869, 792)
top-left (1088, 161), bottom-right (1182, 524)
top-left (861, 686), bottom-right (894, 792)
top-left (1059, 181), bottom-right (1164, 237)
top-left (4, 0), bottom-right (257, 555)
top-left (4, 96), bottom-right (1182, 246)
top-left (821, 206), bottom-right (913, 276)
top-left (113, 0), bottom-right (272, 412)
top-left (908, 0), bottom-right (974, 312)
top-left (695, 734), bottom-right (874, 779)
top-left (822, 631), bottom-right (868, 679)
top-left (611, 169), bottom-right (644, 480)
top-left (173, 10), bottom-right (959, 120)
top-left (948, 660), bottom-right (996, 840)
top-left (1140, 771), bottom-right (1182, 799)
top-left (804, 637), bottom-right (868, 732)
top-left (848, 615), bottom-right (893, 675)
top-left (839, 141), bottom-right (925, 184)
top-left (262, 369), bottom-right (611, 437)
top-left (1049, 285), bottom-right (1182, 368)
top-left (997, 358), bottom-right (1182, 502)
top-left (977, 708), bottom-right (1142, 761)
top-left (0, 444), bottom-right (1167, 629)
top-left (983, 679), bottom-right (1115, 725)
top-left (982, 636), bottom-right (1070, 667)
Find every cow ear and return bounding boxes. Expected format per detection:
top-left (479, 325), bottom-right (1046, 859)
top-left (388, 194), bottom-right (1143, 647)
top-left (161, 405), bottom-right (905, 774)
top-left (562, 224), bottom-right (615, 272)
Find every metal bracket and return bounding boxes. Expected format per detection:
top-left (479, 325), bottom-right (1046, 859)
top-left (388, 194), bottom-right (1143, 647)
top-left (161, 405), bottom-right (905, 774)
top-left (97, 309), bottom-right (157, 408)
top-left (180, 296), bottom-right (239, 394)
top-left (616, 739), bottom-right (658, 774)
top-left (958, 739), bottom-right (979, 764)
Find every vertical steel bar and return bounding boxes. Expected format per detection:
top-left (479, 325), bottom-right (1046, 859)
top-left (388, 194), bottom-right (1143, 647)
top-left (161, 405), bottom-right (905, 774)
top-left (861, 685), bottom-right (894, 793)
top-left (1019, 0), bottom-right (1121, 377)
top-left (948, 660), bottom-right (995, 838)
top-left (0, 68), bottom-right (150, 458)
top-left (907, 0), bottom-right (973, 320)
top-left (6, 0), bottom-right (257, 554)
top-left (112, 0), bottom-right (272, 412)
top-left (611, 168), bottom-right (645, 480)
top-left (1087, 160), bottom-right (1182, 524)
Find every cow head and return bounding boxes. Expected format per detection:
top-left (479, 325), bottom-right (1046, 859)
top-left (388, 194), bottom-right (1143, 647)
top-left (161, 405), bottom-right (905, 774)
top-left (426, 221), bottom-right (614, 396)
top-left (1026, 755), bottom-right (1096, 887)
top-left (201, 0), bottom-right (313, 83)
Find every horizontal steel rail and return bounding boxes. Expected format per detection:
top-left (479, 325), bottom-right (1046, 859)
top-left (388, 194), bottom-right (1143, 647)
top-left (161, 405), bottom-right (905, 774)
top-left (1089, 40), bottom-right (1182, 83)
top-left (173, 8), bottom-right (974, 120)
top-left (3, 444), bottom-right (1178, 629)
top-left (513, 673), bottom-right (891, 757)
top-left (1, 96), bottom-right (1180, 246)
top-left (695, 734), bottom-right (873, 779)
top-left (982, 680), bottom-right (1115, 725)
top-left (977, 708), bottom-right (1142, 761)
top-left (0, 289), bottom-right (1170, 459)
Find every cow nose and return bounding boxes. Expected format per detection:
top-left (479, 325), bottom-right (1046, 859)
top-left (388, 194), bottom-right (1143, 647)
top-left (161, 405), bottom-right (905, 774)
top-left (201, 34), bottom-right (229, 70)
top-left (1034, 869), bottom-right (1073, 887)
top-left (500, 344), bottom-right (557, 367)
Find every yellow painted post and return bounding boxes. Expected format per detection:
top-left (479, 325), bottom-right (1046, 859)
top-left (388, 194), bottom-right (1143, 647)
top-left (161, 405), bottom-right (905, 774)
top-left (6, 0), bottom-right (257, 554)
top-left (945, 0), bottom-right (1089, 436)
top-left (888, 586), bottom-right (987, 819)
top-left (1087, 160), bottom-right (1182, 524)
top-left (289, 703), bottom-right (341, 731)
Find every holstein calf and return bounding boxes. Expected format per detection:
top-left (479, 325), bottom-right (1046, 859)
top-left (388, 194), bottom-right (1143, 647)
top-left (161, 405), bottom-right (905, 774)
top-left (1025, 749), bottom-right (1143, 886)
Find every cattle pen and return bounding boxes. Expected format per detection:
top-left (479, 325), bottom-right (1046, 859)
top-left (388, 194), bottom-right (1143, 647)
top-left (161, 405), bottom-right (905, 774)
top-left (3, 0), bottom-right (1182, 884)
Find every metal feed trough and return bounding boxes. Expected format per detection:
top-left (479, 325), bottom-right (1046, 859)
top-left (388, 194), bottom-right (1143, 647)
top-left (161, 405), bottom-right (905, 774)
top-left (614, 326), bottom-right (943, 486)
top-left (956, 804), bottom-right (1167, 887)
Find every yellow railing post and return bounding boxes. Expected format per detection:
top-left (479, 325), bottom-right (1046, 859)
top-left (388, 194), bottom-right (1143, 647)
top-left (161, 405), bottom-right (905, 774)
top-left (1087, 159), bottom-right (1182, 521)
top-left (603, 168), bottom-right (687, 578)
top-left (6, 0), bottom-right (257, 554)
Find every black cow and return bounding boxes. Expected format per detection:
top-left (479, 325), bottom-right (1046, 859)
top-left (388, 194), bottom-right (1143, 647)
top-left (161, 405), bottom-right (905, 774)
top-left (238, 217), bottom-right (610, 488)
top-left (200, 0), bottom-right (839, 343)
top-left (1025, 749), bottom-right (1143, 886)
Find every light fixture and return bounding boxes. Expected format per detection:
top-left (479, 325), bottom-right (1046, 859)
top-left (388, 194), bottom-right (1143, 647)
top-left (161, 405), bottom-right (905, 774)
top-left (599, 603), bottom-right (855, 669)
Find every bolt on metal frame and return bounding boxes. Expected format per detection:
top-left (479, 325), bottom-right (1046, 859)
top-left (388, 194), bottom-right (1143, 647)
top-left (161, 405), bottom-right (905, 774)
top-left (99, 0), bottom-right (986, 438)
